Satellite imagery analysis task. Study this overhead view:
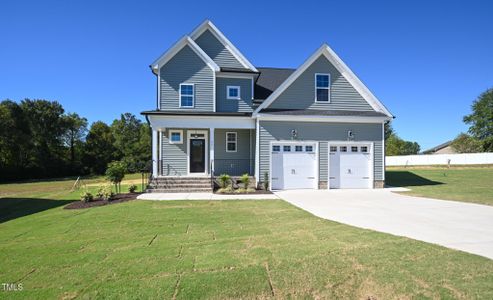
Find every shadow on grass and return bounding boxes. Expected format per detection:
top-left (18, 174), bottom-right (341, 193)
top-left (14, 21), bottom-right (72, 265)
top-left (0, 198), bottom-right (73, 223)
top-left (386, 171), bottom-right (444, 187)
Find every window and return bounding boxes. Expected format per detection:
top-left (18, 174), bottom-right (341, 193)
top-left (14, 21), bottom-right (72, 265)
top-left (330, 146), bottom-right (337, 152)
top-left (361, 146), bottom-right (368, 153)
top-left (227, 86), bottom-right (241, 100)
top-left (272, 145), bottom-right (280, 152)
top-left (351, 146), bottom-right (358, 152)
top-left (295, 145), bottom-right (303, 152)
top-left (283, 145), bottom-right (291, 152)
top-left (180, 84), bottom-right (194, 107)
top-left (226, 132), bottom-right (237, 152)
top-left (315, 73), bottom-right (330, 102)
top-left (169, 130), bottom-right (183, 144)
top-left (340, 146), bottom-right (347, 152)
top-left (305, 145), bottom-right (314, 152)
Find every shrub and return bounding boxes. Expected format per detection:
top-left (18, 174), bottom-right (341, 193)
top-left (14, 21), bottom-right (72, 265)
top-left (263, 172), bottom-right (269, 190)
top-left (80, 191), bottom-right (93, 202)
top-left (217, 186), bottom-right (234, 194)
top-left (235, 187), bottom-right (256, 194)
top-left (218, 174), bottom-right (231, 189)
top-left (239, 173), bottom-right (251, 189)
top-left (106, 161), bottom-right (126, 193)
top-left (96, 184), bottom-right (114, 201)
top-left (128, 184), bottom-right (138, 193)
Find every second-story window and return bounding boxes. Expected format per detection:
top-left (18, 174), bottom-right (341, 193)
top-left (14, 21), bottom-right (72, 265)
top-left (315, 73), bottom-right (330, 102)
top-left (180, 83), bottom-right (194, 107)
top-left (227, 86), bottom-right (241, 100)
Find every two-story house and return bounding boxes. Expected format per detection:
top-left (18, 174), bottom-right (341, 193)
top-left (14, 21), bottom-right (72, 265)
top-left (142, 20), bottom-right (393, 191)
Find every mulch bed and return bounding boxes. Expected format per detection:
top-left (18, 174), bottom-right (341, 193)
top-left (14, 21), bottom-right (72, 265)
top-left (64, 193), bottom-right (142, 210)
top-left (213, 189), bottom-right (273, 195)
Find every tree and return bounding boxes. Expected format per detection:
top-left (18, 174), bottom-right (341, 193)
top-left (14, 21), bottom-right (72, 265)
top-left (464, 88), bottom-right (493, 151)
top-left (19, 99), bottom-right (67, 177)
top-left (111, 113), bottom-right (150, 172)
top-left (384, 122), bottom-right (394, 140)
top-left (451, 133), bottom-right (483, 153)
top-left (62, 113), bottom-right (88, 171)
top-left (84, 121), bottom-right (117, 174)
top-left (386, 133), bottom-right (420, 155)
top-left (105, 161), bottom-right (126, 193)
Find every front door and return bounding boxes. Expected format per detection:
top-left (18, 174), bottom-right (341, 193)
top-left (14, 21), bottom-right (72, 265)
top-left (190, 139), bottom-right (205, 173)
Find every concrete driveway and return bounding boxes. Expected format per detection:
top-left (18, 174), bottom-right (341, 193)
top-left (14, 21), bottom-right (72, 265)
top-left (276, 188), bottom-right (493, 260)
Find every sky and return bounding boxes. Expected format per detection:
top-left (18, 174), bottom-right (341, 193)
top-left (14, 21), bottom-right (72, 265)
top-left (1, 0), bottom-right (492, 150)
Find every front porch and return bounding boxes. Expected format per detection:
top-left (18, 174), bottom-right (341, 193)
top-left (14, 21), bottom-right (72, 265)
top-left (148, 113), bottom-right (257, 180)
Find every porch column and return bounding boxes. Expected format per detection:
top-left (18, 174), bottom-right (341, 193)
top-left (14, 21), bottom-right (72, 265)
top-left (152, 129), bottom-right (158, 177)
top-left (209, 127), bottom-right (215, 175)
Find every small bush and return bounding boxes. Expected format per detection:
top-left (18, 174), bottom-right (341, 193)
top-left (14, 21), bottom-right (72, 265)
top-left (128, 184), bottom-right (138, 193)
top-left (217, 186), bottom-right (234, 194)
top-left (218, 174), bottom-right (231, 188)
top-left (263, 172), bottom-right (269, 190)
top-left (80, 191), bottom-right (93, 202)
top-left (97, 184), bottom-right (114, 201)
top-left (235, 187), bottom-right (256, 194)
top-left (239, 173), bottom-right (251, 189)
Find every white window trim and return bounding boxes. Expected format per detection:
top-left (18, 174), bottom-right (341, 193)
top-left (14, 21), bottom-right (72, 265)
top-left (314, 73), bottom-right (330, 103)
top-left (168, 129), bottom-right (183, 144)
top-left (226, 86), bottom-right (241, 100)
top-left (225, 131), bottom-right (237, 152)
top-left (179, 83), bottom-right (195, 108)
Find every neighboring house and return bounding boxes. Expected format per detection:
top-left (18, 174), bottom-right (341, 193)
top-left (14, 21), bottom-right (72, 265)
top-left (422, 141), bottom-right (457, 154)
top-left (142, 20), bottom-right (393, 191)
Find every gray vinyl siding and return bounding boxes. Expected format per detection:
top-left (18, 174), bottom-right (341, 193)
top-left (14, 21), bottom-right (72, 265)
top-left (161, 129), bottom-right (188, 176)
top-left (160, 45), bottom-right (214, 111)
top-left (268, 56), bottom-right (374, 111)
top-left (216, 77), bottom-right (253, 112)
top-left (319, 142), bottom-right (328, 181)
top-left (194, 29), bottom-right (244, 69)
top-left (214, 129), bottom-right (254, 175)
top-left (259, 121), bottom-right (384, 182)
top-left (160, 129), bottom-right (211, 176)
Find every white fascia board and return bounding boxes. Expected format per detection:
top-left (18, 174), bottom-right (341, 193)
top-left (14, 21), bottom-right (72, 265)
top-left (256, 113), bottom-right (390, 124)
top-left (148, 115), bottom-right (255, 130)
top-left (253, 44), bottom-right (393, 118)
top-left (190, 20), bottom-right (258, 73)
top-left (150, 36), bottom-right (220, 74)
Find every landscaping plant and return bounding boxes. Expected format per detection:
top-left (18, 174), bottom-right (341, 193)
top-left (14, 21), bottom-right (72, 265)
top-left (218, 174), bottom-right (231, 188)
top-left (263, 172), bottom-right (269, 190)
top-left (105, 161), bottom-right (126, 193)
top-left (80, 191), bottom-right (93, 202)
top-left (128, 184), bottom-right (138, 193)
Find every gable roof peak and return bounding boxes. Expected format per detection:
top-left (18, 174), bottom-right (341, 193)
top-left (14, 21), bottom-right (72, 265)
top-left (189, 19), bottom-right (258, 73)
top-left (254, 43), bottom-right (393, 118)
top-left (150, 35), bottom-right (219, 74)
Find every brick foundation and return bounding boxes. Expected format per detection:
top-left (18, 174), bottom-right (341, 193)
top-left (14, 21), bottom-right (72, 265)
top-left (374, 180), bottom-right (385, 188)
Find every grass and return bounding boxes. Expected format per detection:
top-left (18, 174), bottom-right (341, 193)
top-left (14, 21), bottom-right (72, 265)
top-left (386, 166), bottom-right (493, 206)
top-left (0, 177), bottom-right (493, 298)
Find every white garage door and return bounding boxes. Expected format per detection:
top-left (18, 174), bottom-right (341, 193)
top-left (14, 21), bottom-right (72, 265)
top-left (329, 144), bottom-right (372, 189)
top-left (271, 143), bottom-right (317, 190)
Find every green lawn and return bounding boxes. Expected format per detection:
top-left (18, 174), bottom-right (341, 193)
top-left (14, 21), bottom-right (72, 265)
top-left (1, 177), bottom-right (493, 298)
top-left (386, 166), bottom-right (493, 206)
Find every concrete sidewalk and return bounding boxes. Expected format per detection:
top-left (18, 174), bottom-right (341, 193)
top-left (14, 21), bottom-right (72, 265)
top-left (137, 192), bottom-right (279, 201)
top-left (276, 189), bottom-right (493, 260)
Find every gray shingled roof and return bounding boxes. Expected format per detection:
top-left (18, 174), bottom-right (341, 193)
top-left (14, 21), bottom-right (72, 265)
top-left (259, 109), bottom-right (388, 117)
top-left (254, 67), bottom-right (295, 101)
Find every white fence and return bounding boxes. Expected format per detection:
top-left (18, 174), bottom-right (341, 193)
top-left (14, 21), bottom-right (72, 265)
top-left (386, 153), bottom-right (493, 166)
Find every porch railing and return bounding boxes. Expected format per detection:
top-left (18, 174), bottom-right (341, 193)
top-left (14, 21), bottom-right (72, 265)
top-left (213, 159), bottom-right (254, 176)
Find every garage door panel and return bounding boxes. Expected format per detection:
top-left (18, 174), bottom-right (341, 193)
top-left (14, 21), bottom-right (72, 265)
top-left (330, 144), bottom-right (372, 189)
top-left (271, 143), bottom-right (317, 190)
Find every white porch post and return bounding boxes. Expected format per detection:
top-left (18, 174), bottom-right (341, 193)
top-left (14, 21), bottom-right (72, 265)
top-left (209, 127), bottom-right (215, 175)
top-left (255, 118), bottom-right (260, 186)
top-left (152, 129), bottom-right (158, 177)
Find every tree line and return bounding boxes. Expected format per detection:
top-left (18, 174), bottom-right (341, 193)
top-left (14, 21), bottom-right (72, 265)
top-left (0, 99), bottom-right (150, 181)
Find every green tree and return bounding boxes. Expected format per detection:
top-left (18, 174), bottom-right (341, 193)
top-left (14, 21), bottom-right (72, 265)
top-left (62, 113), bottom-right (88, 172)
top-left (384, 122), bottom-right (394, 140)
top-left (386, 134), bottom-right (420, 155)
top-left (84, 121), bottom-right (117, 174)
top-left (111, 113), bottom-right (150, 172)
top-left (106, 161), bottom-right (126, 193)
top-left (19, 99), bottom-right (67, 177)
top-left (463, 88), bottom-right (493, 151)
top-left (0, 100), bottom-right (32, 180)
top-left (451, 133), bottom-right (483, 153)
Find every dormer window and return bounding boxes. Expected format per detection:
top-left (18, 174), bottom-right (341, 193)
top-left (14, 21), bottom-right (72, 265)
top-left (315, 73), bottom-right (330, 102)
top-left (179, 83), bottom-right (194, 107)
top-left (227, 86), bottom-right (241, 100)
